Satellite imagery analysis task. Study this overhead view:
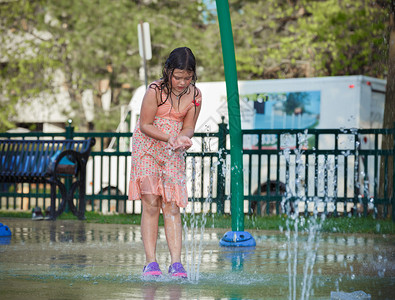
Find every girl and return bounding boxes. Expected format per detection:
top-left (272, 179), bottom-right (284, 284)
top-left (128, 47), bottom-right (202, 278)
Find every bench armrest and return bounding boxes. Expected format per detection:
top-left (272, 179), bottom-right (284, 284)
top-left (47, 149), bottom-right (79, 175)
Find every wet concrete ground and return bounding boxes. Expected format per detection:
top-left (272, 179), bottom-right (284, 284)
top-left (0, 218), bottom-right (394, 299)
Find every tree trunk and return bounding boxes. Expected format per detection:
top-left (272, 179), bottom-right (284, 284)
top-left (380, 1), bottom-right (395, 210)
top-left (383, 2), bottom-right (395, 130)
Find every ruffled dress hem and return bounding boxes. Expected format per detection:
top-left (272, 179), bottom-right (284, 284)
top-left (128, 175), bottom-right (188, 208)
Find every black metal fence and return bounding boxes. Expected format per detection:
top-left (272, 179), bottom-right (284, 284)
top-left (1, 121), bottom-right (394, 220)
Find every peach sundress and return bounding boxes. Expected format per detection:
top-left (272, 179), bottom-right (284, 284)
top-left (128, 88), bottom-right (201, 208)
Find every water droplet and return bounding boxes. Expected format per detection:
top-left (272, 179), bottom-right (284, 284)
top-left (378, 269), bottom-right (386, 278)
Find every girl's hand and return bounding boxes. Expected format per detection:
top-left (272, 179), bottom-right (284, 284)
top-left (174, 136), bottom-right (192, 151)
top-left (167, 136), bottom-right (178, 149)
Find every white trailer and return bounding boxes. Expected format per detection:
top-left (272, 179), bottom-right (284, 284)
top-left (128, 75), bottom-right (386, 134)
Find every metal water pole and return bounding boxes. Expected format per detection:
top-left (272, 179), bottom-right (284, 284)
top-left (216, 0), bottom-right (255, 247)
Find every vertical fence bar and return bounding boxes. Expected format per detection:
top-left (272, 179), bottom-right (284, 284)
top-left (334, 133), bottom-right (339, 217)
top-left (374, 132), bottom-right (379, 219)
top-left (353, 134), bottom-right (360, 216)
top-left (200, 154), bottom-right (205, 204)
top-left (344, 155), bottom-right (348, 215)
top-left (266, 154), bottom-right (271, 216)
top-left (304, 153), bottom-right (309, 216)
top-left (385, 155), bottom-right (389, 218)
top-left (247, 152), bottom-right (252, 213)
top-left (362, 154), bottom-right (368, 217)
top-left (99, 136), bottom-right (104, 212)
top-left (314, 133), bottom-right (319, 213)
top-left (216, 118), bottom-right (227, 214)
top-left (257, 134), bottom-right (262, 199)
top-left (276, 133), bottom-right (281, 215)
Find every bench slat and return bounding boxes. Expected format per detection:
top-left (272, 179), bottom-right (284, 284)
top-left (0, 139), bottom-right (93, 178)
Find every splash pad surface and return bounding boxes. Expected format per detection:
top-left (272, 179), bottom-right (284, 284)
top-left (0, 218), bottom-right (393, 299)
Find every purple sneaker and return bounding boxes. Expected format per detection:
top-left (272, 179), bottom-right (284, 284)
top-left (168, 262), bottom-right (187, 278)
top-left (142, 262), bottom-right (162, 277)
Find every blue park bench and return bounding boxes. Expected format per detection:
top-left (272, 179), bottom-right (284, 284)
top-left (0, 138), bottom-right (95, 220)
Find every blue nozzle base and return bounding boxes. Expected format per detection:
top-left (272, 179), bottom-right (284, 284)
top-left (0, 223), bottom-right (11, 237)
top-left (219, 231), bottom-right (256, 247)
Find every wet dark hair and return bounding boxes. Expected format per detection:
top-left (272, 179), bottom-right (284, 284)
top-left (149, 47), bottom-right (200, 109)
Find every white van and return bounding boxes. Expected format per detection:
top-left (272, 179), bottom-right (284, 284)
top-left (129, 75), bottom-right (386, 133)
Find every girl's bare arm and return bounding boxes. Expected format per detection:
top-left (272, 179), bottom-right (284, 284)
top-left (139, 86), bottom-right (171, 142)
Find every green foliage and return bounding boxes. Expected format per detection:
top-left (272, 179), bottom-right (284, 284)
top-left (94, 108), bottom-right (121, 132)
top-left (227, 0), bottom-right (388, 79)
top-left (0, 0), bottom-right (390, 132)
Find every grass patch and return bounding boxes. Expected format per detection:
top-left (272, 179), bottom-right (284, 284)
top-left (320, 216), bottom-right (395, 234)
top-left (0, 210), bottom-right (394, 234)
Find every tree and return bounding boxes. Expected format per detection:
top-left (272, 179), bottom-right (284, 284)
top-left (383, 0), bottom-right (395, 132)
top-left (221, 0), bottom-right (388, 79)
top-left (0, 0), bottom-right (55, 130)
top-left (0, 0), bottom-right (390, 132)
top-left (0, 0), bottom-right (211, 131)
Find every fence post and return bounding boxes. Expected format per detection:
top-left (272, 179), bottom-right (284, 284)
top-left (64, 119), bottom-right (74, 213)
top-left (65, 119), bottom-right (74, 139)
top-left (216, 117), bottom-right (227, 214)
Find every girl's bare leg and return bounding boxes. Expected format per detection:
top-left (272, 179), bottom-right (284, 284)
top-left (141, 194), bottom-right (161, 264)
top-left (162, 201), bottom-right (182, 264)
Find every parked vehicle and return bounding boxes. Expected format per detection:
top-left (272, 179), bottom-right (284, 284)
top-left (129, 75), bottom-right (386, 133)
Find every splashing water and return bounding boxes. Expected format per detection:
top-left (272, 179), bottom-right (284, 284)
top-left (281, 130), bottom-right (325, 300)
top-left (182, 134), bottom-right (217, 282)
top-left (280, 127), bottom-right (376, 299)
